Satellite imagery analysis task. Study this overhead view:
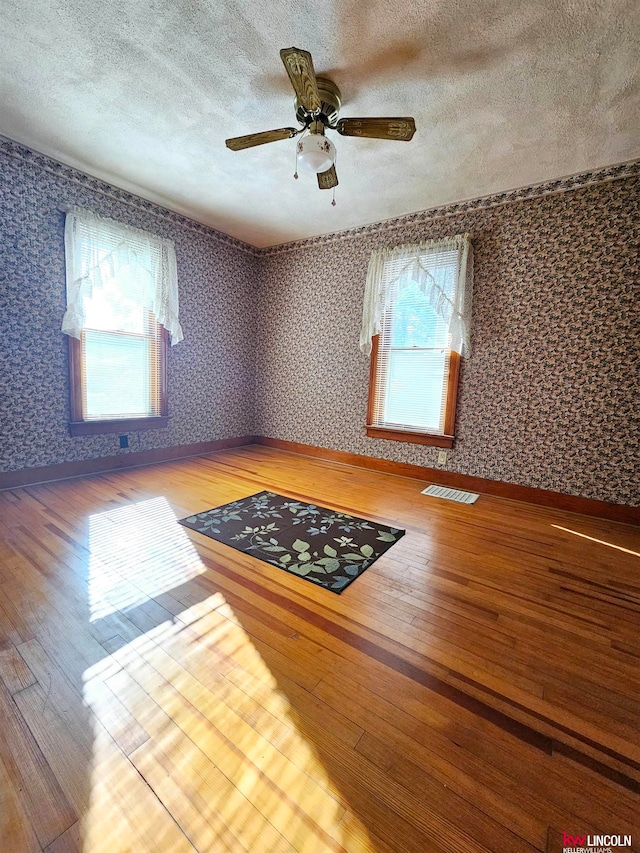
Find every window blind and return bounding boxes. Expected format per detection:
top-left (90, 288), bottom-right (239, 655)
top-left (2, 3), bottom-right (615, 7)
top-left (81, 316), bottom-right (162, 420)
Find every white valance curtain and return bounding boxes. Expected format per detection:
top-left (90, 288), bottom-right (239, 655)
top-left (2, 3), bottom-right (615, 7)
top-left (61, 208), bottom-right (184, 345)
top-left (360, 234), bottom-right (473, 357)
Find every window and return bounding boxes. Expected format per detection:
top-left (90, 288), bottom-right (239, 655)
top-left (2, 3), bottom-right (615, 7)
top-left (361, 235), bottom-right (472, 449)
top-left (62, 209), bottom-right (183, 436)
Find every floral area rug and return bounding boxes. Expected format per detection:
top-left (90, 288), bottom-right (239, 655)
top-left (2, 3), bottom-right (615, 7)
top-left (179, 490), bottom-right (405, 593)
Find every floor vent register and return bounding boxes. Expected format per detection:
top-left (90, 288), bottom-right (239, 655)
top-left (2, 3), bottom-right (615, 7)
top-left (421, 485), bottom-right (479, 504)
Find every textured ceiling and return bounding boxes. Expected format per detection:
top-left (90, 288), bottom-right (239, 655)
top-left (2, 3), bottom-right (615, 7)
top-left (1, 0), bottom-right (639, 247)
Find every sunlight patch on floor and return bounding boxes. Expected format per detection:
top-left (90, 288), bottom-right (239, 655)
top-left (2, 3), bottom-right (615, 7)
top-left (82, 564), bottom-right (373, 853)
top-left (87, 497), bottom-right (205, 621)
top-left (552, 524), bottom-right (640, 558)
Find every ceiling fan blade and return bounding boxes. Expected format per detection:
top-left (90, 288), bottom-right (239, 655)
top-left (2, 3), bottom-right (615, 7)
top-left (317, 164), bottom-right (338, 190)
top-left (280, 47), bottom-right (322, 113)
top-left (336, 117), bottom-right (416, 141)
top-left (225, 127), bottom-right (298, 151)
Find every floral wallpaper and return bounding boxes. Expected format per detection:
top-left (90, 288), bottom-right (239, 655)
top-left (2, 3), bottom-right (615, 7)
top-left (256, 171), bottom-right (640, 506)
top-left (0, 139), bottom-right (259, 471)
top-left (1, 137), bottom-right (638, 506)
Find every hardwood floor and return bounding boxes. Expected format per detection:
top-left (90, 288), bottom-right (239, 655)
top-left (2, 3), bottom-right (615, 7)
top-left (0, 445), bottom-right (638, 852)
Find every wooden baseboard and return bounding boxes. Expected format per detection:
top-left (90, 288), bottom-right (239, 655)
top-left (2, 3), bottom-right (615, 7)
top-left (3, 433), bottom-right (638, 524)
top-left (253, 437), bottom-right (640, 525)
top-left (0, 436), bottom-right (257, 490)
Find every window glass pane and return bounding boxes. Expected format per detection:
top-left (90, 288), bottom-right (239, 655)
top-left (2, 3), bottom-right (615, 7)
top-left (430, 263), bottom-right (456, 297)
top-left (383, 350), bottom-right (447, 432)
top-left (83, 266), bottom-right (148, 335)
top-left (84, 331), bottom-right (153, 419)
top-left (390, 281), bottom-right (447, 348)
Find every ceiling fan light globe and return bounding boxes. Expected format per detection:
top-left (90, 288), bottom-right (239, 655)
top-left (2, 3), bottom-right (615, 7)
top-left (297, 135), bottom-right (335, 174)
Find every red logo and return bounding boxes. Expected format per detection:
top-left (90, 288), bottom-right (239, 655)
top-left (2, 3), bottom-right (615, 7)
top-left (563, 832), bottom-right (587, 846)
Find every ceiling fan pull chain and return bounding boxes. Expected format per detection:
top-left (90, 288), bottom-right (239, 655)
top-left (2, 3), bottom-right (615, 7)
top-left (332, 152), bottom-right (337, 206)
top-left (294, 127), bottom-right (306, 179)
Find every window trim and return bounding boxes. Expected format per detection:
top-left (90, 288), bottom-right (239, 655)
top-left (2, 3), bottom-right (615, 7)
top-left (68, 327), bottom-right (169, 437)
top-left (365, 334), bottom-right (460, 449)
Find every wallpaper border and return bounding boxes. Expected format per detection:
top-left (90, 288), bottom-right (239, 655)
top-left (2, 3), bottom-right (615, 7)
top-left (259, 159), bottom-right (640, 255)
top-left (0, 135), bottom-right (261, 257)
top-left (2, 134), bottom-right (639, 256)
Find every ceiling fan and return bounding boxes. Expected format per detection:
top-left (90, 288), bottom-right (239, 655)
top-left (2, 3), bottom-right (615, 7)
top-left (225, 47), bottom-right (416, 192)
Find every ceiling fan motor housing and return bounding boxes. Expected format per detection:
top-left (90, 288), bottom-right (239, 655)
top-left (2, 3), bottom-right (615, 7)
top-left (295, 77), bottom-right (342, 127)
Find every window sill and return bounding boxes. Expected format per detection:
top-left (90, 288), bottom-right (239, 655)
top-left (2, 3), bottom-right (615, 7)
top-left (365, 425), bottom-right (454, 449)
top-left (69, 417), bottom-right (169, 437)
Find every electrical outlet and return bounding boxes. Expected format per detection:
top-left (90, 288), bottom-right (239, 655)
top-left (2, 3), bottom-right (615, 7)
top-left (437, 450), bottom-right (447, 467)
top-left (119, 434), bottom-right (129, 449)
